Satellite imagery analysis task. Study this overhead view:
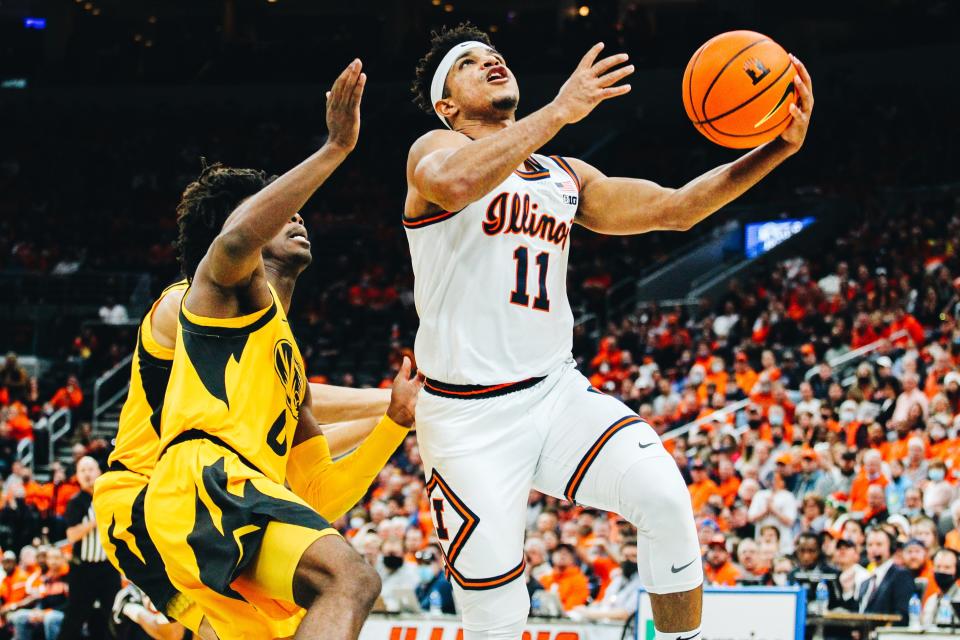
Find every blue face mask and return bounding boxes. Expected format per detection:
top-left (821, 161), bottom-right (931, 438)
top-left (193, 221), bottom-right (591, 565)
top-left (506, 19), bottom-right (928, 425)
top-left (929, 469), bottom-right (946, 482)
top-left (419, 565), bottom-right (435, 583)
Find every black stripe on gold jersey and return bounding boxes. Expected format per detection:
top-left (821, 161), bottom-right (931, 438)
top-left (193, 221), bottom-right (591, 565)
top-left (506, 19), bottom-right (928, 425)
top-left (136, 326), bottom-right (173, 437)
top-left (178, 301), bottom-right (278, 408)
top-left (106, 486), bottom-right (178, 612)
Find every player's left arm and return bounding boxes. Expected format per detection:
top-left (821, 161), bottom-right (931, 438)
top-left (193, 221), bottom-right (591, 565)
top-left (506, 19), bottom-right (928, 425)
top-left (573, 56), bottom-right (813, 235)
top-left (307, 383), bottom-right (390, 424)
top-left (287, 358), bottom-right (421, 522)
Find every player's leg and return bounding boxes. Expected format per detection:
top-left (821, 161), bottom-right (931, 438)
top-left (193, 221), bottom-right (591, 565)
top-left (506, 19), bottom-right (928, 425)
top-left (534, 364), bottom-right (703, 639)
top-left (237, 520), bottom-right (379, 640)
top-left (416, 388), bottom-right (544, 640)
top-left (145, 441), bottom-right (347, 640)
top-left (94, 472), bottom-right (190, 630)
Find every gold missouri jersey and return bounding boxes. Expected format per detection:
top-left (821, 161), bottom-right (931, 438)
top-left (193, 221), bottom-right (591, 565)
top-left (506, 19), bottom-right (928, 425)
top-left (108, 280), bottom-right (189, 475)
top-left (159, 283), bottom-right (305, 484)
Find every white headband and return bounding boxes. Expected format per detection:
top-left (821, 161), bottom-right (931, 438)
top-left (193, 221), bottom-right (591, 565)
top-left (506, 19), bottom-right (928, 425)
top-left (430, 40), bottom-right (493, 128)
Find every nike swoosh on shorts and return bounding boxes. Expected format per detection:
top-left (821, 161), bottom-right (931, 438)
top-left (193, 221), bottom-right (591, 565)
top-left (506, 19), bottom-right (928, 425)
top-left (670, 559), bottom-right (697, 573)
top-left (638, 442), bottom-right (656, 449)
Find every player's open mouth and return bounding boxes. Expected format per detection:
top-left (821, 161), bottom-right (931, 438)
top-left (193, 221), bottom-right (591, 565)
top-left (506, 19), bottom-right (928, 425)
top-left (486, 66), bottom-right (508, 83)
top-left (289, 230), bottom-right (310, 246)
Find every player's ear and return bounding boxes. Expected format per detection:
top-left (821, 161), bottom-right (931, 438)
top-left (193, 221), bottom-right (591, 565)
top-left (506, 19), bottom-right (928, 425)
top-left (435, 98), bottom-right (458, 124)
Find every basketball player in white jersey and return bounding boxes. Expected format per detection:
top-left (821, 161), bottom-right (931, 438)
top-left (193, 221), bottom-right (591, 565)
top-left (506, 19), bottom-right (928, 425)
top-left (404, 23), bottom-right (813, 640)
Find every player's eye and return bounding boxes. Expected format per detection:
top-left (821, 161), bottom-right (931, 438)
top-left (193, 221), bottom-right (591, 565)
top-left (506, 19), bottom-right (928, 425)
top-left (460, 59), bottom-right (474, 68)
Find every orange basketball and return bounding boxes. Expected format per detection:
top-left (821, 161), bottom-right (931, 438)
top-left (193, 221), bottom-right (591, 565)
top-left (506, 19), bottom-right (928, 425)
top-left (682, 30), bottom-right (797, 149)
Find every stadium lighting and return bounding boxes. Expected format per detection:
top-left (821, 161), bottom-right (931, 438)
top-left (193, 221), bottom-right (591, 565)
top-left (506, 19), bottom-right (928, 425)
top-left (24, 17), bottom-right (46, 29)
top-left (444, 3), bottom-right (454, 12)
top-left (578, 5), bottom-right (590, 17)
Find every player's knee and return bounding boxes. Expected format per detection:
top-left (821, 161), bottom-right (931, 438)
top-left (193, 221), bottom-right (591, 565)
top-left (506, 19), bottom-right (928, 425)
top-left (619, 457), bottom-right (692, 528)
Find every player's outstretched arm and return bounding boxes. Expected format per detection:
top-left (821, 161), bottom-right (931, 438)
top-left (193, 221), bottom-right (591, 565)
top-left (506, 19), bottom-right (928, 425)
top-left (573, 55), bottom-right (813, 236)
top-left (288, 358), bottom-right (422, 522)
top-left (408, 43), bottom-right (633, 215)
top-left (198, 60), bottom-right (366, 289)
top-left (308, 383), bottom-right (390, 425)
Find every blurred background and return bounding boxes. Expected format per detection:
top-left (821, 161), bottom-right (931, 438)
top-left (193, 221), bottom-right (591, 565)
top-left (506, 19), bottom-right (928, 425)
top-left (2, 0), bottom-right (960, 637)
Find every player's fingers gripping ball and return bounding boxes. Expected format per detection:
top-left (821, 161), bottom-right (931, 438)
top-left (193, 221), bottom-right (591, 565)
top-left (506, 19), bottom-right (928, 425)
top-left (682, 30), bottom-right (797, 149)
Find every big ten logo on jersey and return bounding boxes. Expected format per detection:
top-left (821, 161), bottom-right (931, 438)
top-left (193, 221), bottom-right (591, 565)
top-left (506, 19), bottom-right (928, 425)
top-left (385, 627), bottom-right (583, 640)
top-left (273, 338), bottom-right (305, 418)
top-left (482, 192), bottom-right (570, 250)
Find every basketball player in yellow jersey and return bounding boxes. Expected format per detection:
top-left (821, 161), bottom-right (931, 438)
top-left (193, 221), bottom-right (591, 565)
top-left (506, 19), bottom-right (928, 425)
top-left (94, 274), bottom-right (406, 639)
top-left (144, 59), bottom-right (414, 640)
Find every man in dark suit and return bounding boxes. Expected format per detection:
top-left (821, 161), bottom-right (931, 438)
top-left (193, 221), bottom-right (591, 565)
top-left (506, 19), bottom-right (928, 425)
top-left (857, 529), bottom-right (915, 626)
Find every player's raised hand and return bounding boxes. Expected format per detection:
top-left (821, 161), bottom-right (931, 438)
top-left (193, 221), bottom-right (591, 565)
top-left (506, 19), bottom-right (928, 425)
top-left (325, 58), bottom-right (366, 153)
top-left (386, 356), bottom-right (423, 428)
top-left (551, 43), bottom-right (634, 124)
top-left (780, 54), bottom-right (814, 150)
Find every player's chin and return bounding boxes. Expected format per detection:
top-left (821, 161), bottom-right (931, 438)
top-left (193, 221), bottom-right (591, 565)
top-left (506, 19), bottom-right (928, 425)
top-left (490, 90), bottom-right (519, 113)
top-left (285, 242), bottom-right (313, 266)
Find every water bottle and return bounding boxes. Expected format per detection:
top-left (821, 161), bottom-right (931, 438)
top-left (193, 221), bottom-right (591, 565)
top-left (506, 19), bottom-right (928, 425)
top-left (815, 581), bottom-right (830, 615)
top-left (429, 589), bottom-right (443, 615)
top-left (531, 591), bottom-right (542, 616)
top-left (908, 593), bottom-right (922, 629)
top-left (936, 598), bottom-right (954, 626)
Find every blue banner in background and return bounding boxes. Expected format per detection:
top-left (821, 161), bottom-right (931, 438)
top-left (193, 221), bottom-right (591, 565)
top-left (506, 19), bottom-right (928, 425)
top-left (744, 217), bottom-right (816, 258)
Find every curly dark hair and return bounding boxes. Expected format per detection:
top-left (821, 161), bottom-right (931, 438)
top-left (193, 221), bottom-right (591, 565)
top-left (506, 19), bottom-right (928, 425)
top-left (411, 22), bottom-right (493, 115)
top-left (175, 161), bottom-right (275, 281)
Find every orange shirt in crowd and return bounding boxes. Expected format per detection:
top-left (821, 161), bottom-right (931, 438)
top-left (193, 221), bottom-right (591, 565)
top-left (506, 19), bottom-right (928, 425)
top-left (845, 422), bottom-right (864, 448)
top-left (49, 386), bottom-right (83, 410)
top-left (540, 565), bottom-right (590, 611)
top-left (689, 478), bottom-right (720, 513)
top-left (591, 556), bottom-right (618, 600)
top-left (930, 438), bottom-right (960, 466)
top-left (735, 369), bottom-right (759, 395)
top-left (887, 314), bottom-right (925, 347)
top-left (759, 421), bottom-right (794, 445)
top-left (22, 480), bottom-right (47, 513)
top-left (918, 560), bottom-right (938, 605)
top-left (0, 566), bottom-right (29, 606)
top-left (885, 437), bottom-right (911, 463)
top-left (849, 471), bottom-right (889, 513)
top-left (7, 405), bottom-right (32, 441)
top-left (51, 481), bottom-right (80, 518)
top-left (945, 529), bottom-right (960, 553)
top-left (704, 561), bottom-right (741, 586)
top-left (717, 476), bottom-right (742, 508)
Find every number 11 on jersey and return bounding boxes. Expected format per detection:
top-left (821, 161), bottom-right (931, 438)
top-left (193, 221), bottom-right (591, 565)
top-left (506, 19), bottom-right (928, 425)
top-left (510, 245), bottom-right (550, 312)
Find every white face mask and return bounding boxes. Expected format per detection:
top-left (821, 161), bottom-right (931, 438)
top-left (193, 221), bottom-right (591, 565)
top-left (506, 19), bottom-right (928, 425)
top-left (772, 572), bottom-right (788, 586)
top-left (350, 517), bottom-right (365, 530)
top-left (711, 361), bottom-right (724, 374)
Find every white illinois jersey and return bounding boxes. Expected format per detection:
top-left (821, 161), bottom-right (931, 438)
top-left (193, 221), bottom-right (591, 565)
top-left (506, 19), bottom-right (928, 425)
top-left (405, 154), bottom-right (580, 385)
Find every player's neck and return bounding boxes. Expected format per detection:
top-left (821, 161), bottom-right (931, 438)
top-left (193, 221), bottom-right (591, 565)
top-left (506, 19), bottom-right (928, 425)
top-left (264, 262), bottom-right (299, 313)
top-left (454, 115), bottom-right (515, 140)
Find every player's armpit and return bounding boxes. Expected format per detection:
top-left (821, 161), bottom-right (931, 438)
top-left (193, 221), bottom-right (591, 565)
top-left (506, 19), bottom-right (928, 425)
top-left (286, 414), bottom-right (409, 522)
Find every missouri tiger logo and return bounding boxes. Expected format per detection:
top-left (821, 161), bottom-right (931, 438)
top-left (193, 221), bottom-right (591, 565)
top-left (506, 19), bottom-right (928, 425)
top-left (273, 339), bottom-right (305, 417)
